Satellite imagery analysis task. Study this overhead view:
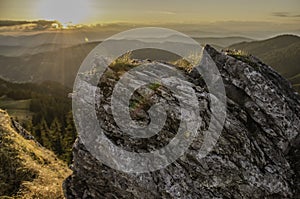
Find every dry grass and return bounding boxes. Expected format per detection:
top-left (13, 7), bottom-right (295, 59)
top-left (108, 52), bottom-right (139, 76)
top-left (170, 50), bottom-right (203, 72)
top-left (0, 110), bottom-right (71, 199)
top-left (171, 58), bottom-right (193, 72)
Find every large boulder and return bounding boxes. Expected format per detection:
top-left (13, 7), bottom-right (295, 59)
top-left (64, 46), bottom-right (300, 199)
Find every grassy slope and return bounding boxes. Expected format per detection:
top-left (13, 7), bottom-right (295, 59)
top-left (0, 109), bottom-right (71, 198)
top-left (0, 98), bottom-right (32, 124)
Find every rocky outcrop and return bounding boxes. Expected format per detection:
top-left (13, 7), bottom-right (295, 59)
top-left (64, 45), bottom-right (300, 199)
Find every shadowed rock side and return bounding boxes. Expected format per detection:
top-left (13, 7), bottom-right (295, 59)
top-left (64, 45), bottom-right (300, 199)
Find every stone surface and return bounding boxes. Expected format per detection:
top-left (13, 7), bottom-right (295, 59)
top-left (64, 45), bottom-right (300, 199)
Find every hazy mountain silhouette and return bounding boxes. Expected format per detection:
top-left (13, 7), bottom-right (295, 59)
top-left (0, 34), bottom-right (298, 92)
top-left (0, 35), bottom-right (252, 87)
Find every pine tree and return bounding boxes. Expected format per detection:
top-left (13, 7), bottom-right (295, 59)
top-left (49, 117), bottom-right (63, 155)
top-left (62, 111), bottom-right (77, 164)
top-left (23, 119), bottom-right (33, 133)
top-left (39, 118), bottom-right (50, 148)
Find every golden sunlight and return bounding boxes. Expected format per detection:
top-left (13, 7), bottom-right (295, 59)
top-left (37, 0), bottom-right (91, 25)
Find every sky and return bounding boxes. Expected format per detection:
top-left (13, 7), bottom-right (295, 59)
top-left (0, 0), bottom-right (299, 38)
top-left (0, 0), bottom-right (299, 24)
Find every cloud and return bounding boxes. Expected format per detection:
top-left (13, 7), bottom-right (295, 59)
top-left (0, 20), bottom-right (299, 39)
top-left (158, 11), bottom-right (176, 15)
top-left (0, 20), bottom-right (32, 27)
top-left (146, 11), bottom-right (176, 15)
top-left (0, 20), bottom-right (61, 27)
top-left (272, 12), bottom-right (300, 18)
top-left (0, 20), bottom-right (63, 32)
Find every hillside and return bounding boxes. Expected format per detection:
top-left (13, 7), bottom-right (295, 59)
top-left (0, 42), bottom-right (98, 87)
top-left (0, 109), bottom-right (71, 198)
top-left (194, 36), bottom-right (253, 49)
top-left (229, 35), bottom-right (300, 92)
top-left (0, 78), bottom-right (76, 164)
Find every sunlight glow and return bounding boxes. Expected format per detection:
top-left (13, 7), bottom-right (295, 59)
top-left (37, 0), bottom-right (91, 25)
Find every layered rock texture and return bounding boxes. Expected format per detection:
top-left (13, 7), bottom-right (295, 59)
top-left (64, 46), bottom-right (300, 199)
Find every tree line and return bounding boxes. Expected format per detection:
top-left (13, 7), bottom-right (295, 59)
top-left (0, 79), bottom-right (77, 164)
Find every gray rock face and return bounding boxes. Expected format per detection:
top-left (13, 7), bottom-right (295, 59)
top-left (64, 46), bottom-right (300, 199)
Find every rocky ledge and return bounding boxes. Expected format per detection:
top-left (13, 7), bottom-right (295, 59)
top-left (64, 45), bottom-right (300, 199)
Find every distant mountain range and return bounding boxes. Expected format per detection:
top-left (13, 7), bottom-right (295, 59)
top-left (229, 35), bottom-right (300, 92)
top-left (0, 42), bottom-right (98, 86)
top-left (0, 33), bottom-right (252, 56)
top-left (194, 36), bottom-right (254, 49)
top-left (0, 33), bottom-right (299, 93)
top-left (0, 35), bottom-right (252, 87)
